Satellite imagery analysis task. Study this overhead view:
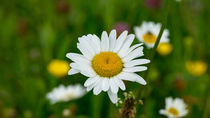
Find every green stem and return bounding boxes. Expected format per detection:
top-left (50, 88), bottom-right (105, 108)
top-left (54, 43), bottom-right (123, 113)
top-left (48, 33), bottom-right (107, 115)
top-left (135, 0), bottom-right (171, 116)
top-left (136, 18), bottom-right (167, 99)
top-left (91, 94), bottom-right (103, 118)
top-left (137, 1), bottom-right (170, 99)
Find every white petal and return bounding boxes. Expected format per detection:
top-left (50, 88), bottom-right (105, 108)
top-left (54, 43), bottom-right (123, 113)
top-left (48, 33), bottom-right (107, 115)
top-left (109, 78), bottom-right (119, 94)
top-left (145, 43), bottom-right (154, 49)
top-left (101, 31), bottom-right (109, 51)
top-left (121, 43), bottom-right (143, 58)
top-left (101, 78), bottom-right (109, 91)
top-left (93, 79), bottom-right (102, 95)
top-left (109, 30), bottom-right (117, 51)
top-left (123, 66), bottom-right (147, 73)
top-left (80, 71), bottom-right (95, 78)
top-left (114, 77), bottom-right (126, 90)
top-left (87, 34), bottom-right (100, 54)
top-left (84, 77), bottom-right (97, 87)
top-left (68, 69), bottom-right (79, 75)
top-left (124, 59), bottom-right (150, 67)
top-left (128, 43), bottom-right (143, 52)
top-left (159, 109), bottom-right (167, 115)
top-left (118, 34), bottom-right (135, 58)
top-left (173, 98), bottom-right (185, 110)
top-left (118, 72), bottom-right (136, 82)
top-left (69, 63), bottom-right (80, 70)
top-left (118, 72), bottom-right (146, 85)
top-left (161, 29), bottom-right (169, 40)
top-left (122, 46), bottom-right (144, 63)
top-left (80, 67), bottom-right (96, 77)
top-left (92, 35), bottom-right (101, 53)
top-left (134, 27), bottom-right (144, 43)
top-left (113, 31), bottom-right (128, 52)
top-left (180, 110), bottom-right (188, 117)
top-left (78, 36), bottom-right (95, 55)
top-left (108, 89), bottom-right (118, 103)
top-left (66, 53), bottom-right (90, 64)
top-left (86, 76), bottom-right (101, 91)
top-left (77, 43), bottom-right (93, 60)
top-left (86, 84), bottom-right (95, 91)
top-left (70, 63), bottom-right (96, 77)
top-left (135, 74), bottom-right (147, 85)
top-left (166, 97), bottom-right (173, 109)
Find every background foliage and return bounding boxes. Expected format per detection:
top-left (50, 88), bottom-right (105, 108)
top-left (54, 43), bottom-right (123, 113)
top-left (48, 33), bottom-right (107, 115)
top-left (0, 0), bottom-right (209, 117)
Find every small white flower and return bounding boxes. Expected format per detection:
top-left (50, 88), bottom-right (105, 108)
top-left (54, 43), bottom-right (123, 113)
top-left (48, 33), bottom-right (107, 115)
top-left (159, 97), bottom-right (188, 118)
top-left (134, 21), bottom-right (169, 48)
top-left (47, 84), bottom-right (86, 104)
top-left (66, 29), bottom-right (150, 103)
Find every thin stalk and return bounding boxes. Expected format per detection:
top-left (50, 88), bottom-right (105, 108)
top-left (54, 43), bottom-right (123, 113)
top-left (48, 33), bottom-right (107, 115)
top-left (137, 0), bottom-right (170, 100)
top-left (135, 0), bottom-right (171, 116)
top-left (135, 20), bottom-right (167, 99)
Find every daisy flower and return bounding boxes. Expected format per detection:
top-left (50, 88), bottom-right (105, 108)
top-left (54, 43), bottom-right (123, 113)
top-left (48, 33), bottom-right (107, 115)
top-left (66, 30), bottom-right (150, 103)
top-left (160, 97), bottom-right (188, 118)
top-left (134, 21), bottom-right (169, 48)
top-left (47, 84), bottom-right (86, 104)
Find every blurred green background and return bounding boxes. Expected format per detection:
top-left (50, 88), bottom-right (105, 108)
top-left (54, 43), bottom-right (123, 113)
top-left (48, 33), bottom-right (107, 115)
top-left (0, 0), bottom-right (209, 117)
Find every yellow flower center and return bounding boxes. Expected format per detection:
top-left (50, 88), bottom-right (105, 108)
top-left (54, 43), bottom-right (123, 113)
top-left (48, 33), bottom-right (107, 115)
top-left (61, 93), bottom-right (73, 101)
top-left (143, 32), bottom-right (157, 44)
top-left (92, 52), bottom-right (123, 77)
top-left (168, 107), bottom-right (179, 116)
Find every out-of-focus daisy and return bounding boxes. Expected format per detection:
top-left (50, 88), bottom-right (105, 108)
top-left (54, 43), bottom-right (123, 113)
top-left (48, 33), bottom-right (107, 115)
top-left (160, 97), bottom-right (188, 118)
top-left (47, 84), bottom-right (86, 104)
top-left (47, 60), bottom-right (70, 77)
top-left (185, 61), bottom-right (207, 76)
top-left (113, 22), bottom-right (130, 36)
top-left (134, 21), bottom-right (169, 49)
top-left (157, 42), bottom-right (173, 56)
top-left (66, 30), bottom-right (150, 103)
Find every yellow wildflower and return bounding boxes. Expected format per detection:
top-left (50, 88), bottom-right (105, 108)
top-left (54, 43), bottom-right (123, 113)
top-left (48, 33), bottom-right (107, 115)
top-left (47, 60), bottom-right (70, 77)
top-left (185, 61), bottom-right (207, 76)
top-left (157, 43), bottom-right (173, 56)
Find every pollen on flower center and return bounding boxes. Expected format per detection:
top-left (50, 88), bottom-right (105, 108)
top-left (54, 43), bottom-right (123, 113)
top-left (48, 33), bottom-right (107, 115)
top-left (143, 32), bottom-right (157, 44)
top-left (168, 107), bottom-right (179, 116)
top-left (62, 93), bottom-right (72, 100)
top-left (92, 52), bottom-right (123, 77)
